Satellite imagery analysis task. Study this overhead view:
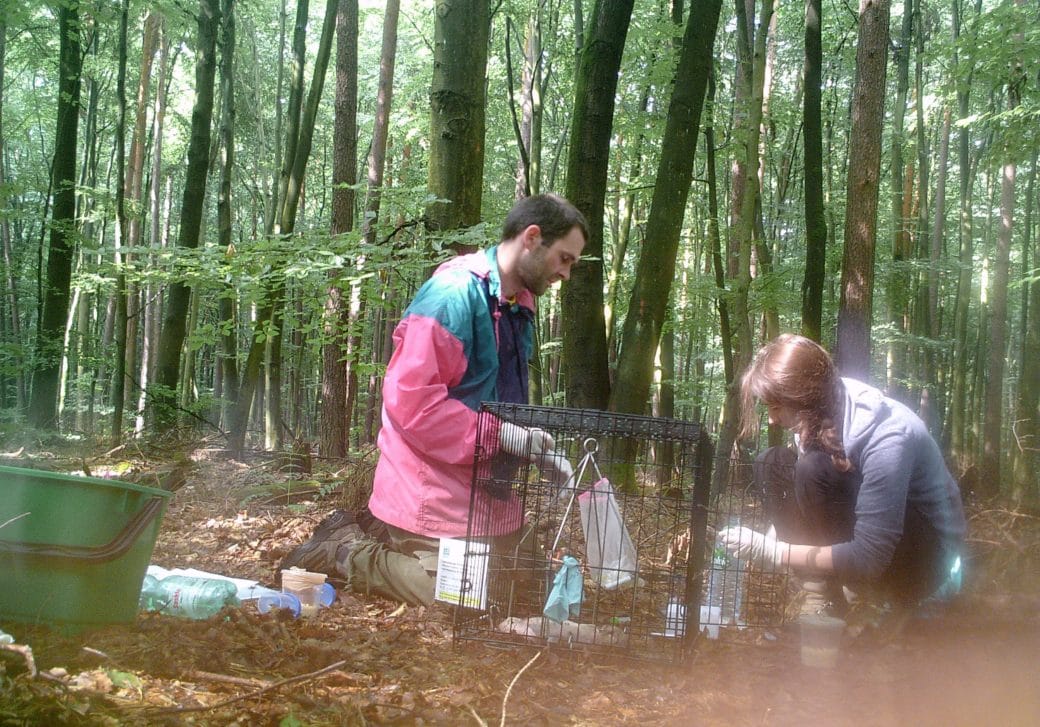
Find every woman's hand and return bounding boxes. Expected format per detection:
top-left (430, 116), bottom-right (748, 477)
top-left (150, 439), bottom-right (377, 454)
top-left (718, 526), bottom-right (790, 568)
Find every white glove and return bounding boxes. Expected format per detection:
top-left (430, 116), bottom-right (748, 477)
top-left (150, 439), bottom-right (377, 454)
top-left (499, 421), bottom-right (555, 459)
top-left (537, 450), bottom-right (575, 490)
top-left (718, 526), bottom-right (789, 568)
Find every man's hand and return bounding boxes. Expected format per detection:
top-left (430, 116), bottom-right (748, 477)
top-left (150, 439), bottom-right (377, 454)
top-left (500, 422), bottom-right (555, 459)
top-left (718, 526), bottom-right (789, 568)
top-left (500, 422), bottom-right (574, 489)
top-left (537, 450), bottom-right (575, 490)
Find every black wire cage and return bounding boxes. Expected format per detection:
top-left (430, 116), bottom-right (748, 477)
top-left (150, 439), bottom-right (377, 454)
top-left (448, 403), bottom-right (786, 663)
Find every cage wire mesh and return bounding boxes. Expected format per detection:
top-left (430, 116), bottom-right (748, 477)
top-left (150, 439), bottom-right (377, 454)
top-left (448, 404), bottom-right (787, 663)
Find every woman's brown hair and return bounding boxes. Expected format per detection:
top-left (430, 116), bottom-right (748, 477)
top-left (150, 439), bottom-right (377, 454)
top-left (739, 334), bottom-right (852, 472)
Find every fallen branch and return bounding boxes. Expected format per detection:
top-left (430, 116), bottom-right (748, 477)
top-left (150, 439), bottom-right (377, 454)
top-left (145, 659), bottom-right (347, 714)
top-left (188, 670), bottom-right (272, 688)
top-left (499, 649), bottom-right (542, 727)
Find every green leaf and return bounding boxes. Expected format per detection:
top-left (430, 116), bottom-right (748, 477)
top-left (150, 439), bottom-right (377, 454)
top-left (107, 669), bottom-right (142, 690)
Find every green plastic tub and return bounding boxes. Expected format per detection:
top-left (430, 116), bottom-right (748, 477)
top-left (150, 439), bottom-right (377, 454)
top-left (0, 464), bottom-right (172, 629)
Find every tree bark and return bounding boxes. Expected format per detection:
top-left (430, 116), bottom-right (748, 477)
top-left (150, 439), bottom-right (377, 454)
top-left (120, 11), bottom-right (160, 412)
top-left (426, 0), bottom-right (488, 244)
top-left (137, 23), bottom-right (171, 434)
top-left (319, 0), bottom-right (360, 460)
top-left (883, 0), bottom-right (913, 399)
top-left (946, 0), bottom-right (983, 465)
top-left (1011, 150), bottom-right (1037, 504)
top-left (150, 0), bottom-right (219, 429)
top-left (835, 0), bottom-right (891, 379)
top-left (610, 0), bottom-right (724, 416)
top-left (216, 0), bottom-right (239, 429)
top-left (111, 0), bottom-right (130, 441)
top-left (561, 0), bottom-right (635, 410)
top-left (980, 48), bottom-right (1023, 496)
top-left (30, 0), bottom-right (83, 429)
top-left (800, 0), bottom-right (826, 342)
top-left (0, 17), bottom-right (26, 411)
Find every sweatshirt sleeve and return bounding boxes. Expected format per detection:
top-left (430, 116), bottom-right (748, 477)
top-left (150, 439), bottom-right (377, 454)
top-left (380, 312), bottom-right (487, 467)
top-left (830, 422), bottom-right (914, 582)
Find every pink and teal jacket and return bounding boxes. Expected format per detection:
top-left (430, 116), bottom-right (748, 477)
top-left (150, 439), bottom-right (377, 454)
top-left (368, 247), bottom-right (534, 538)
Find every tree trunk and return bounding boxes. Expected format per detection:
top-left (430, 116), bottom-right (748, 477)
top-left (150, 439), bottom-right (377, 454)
top-left (121, 11), bottom-right (160, 414)
top-left (560, 0), bottom-right (635, 410)
top-left (137, 24), bottom-right (171, 434)
top-left (911, 3), bottom-right (935, 427)
top-left (217, 0), bottom-right (239, 429)
top-left (320, 0), bottom-right (360, 460)
top-left (800, 0), bottom-right (826, 341)
top-left (30, 0), bottom-right (82, 429)
top-left (265, 0), bottom-right (288, 236)
top-left (946, 0), bottom-right (983, 466)
top-left (151, 0), bottom-right (220, 429)
top-left (0, 20), bottom-right (26, 411)
top-left (1011, 150), bottom-right (1038, 504)
top-left (835, 0), bottom-right (890, 379)
top-left (925, 105), bottom-right (952, 431)
top-left (980, 53), bottom-right (1023, 497)
top-left (610, 0), bottom-right (723, 415)
top-left (885, 0), bottom-right (913, 399)
top-left (426, 0), bottom-right (488, 243)
top-left (514, 13), bottom-right (543, 198)
top-left (111, 0), bottom-right (130, 441)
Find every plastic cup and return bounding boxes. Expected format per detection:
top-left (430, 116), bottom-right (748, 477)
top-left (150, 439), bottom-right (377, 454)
top-left (799, 613), bottom-right (845, 668)
top-left (281, 568), bottom-right (328, 618)
top-left (699, 605), bottom-right (721, 639)
top-left (257, 591), bottom-right (302, 617)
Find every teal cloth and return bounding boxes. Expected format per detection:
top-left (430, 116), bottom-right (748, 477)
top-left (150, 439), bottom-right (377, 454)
top-left (543, 555), bottom-right (583, 623)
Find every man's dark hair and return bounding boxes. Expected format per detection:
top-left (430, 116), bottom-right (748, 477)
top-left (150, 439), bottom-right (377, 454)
top-left (501, 193), bottom-right (589, 246)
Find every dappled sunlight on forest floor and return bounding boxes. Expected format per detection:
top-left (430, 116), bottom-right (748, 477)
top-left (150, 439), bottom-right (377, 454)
top-left (2, 450), bottom-right (1038, 725)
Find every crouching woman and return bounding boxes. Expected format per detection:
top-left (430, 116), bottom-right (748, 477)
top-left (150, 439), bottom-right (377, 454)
top-left (721, 334), bottom-right (966, 613)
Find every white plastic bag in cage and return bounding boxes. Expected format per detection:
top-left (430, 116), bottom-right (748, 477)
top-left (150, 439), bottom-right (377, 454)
top-left (578, 477), bottom-right (638, 590)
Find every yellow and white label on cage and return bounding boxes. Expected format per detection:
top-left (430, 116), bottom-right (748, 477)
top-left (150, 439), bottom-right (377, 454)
top-left (434, 538), bottom-right (490, 609)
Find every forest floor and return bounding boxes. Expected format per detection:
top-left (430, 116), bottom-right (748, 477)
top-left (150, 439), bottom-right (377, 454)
top-left (2, 442), bottom-right (1040, 726)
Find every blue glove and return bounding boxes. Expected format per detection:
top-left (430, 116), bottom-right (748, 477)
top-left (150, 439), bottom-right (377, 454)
top-left (543, 555), bottom-right (583, 623)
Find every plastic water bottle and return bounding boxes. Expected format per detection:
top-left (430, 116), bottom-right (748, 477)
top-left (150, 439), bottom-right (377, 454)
top-left (705, 518), bottom-right (745, 626)
top-left (139, 575), bottom-right (240, 620)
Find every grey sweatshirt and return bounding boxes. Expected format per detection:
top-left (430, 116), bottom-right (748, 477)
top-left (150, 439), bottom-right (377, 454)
top-left (829, 378), bottom-right (966, 584)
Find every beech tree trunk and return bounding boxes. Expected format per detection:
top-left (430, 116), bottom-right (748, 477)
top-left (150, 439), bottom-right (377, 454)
top-left (0, 17), bottom-right (27, 412)
top-left (151, 0), bottom-right (220, 428)
top-left (216, 0), bottom-right (239, 429)
top-left (30, 0), bottom-right (82, 429)
top-left (560, 0), bottom-right (634, 410)
top-left (800, 0), bottom-right (826, 341)
top-left (111, 0), bottom-right (130, 440)
top-left (884, 0), bottom-right (913, 398)
top-left (610, 0), bottom-right (723, 415)
top-left (319, 0), bottom-right (360, 460)
top-left (946, 0), bottom-right (982, 465)
top-left (835, 0), bottom-right (890, 379)
top-left (426, 0), bottom-right (488, 244)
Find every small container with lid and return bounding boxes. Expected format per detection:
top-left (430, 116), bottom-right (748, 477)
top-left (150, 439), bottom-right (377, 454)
top-left (280, 567), bottom-right (332, 617)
